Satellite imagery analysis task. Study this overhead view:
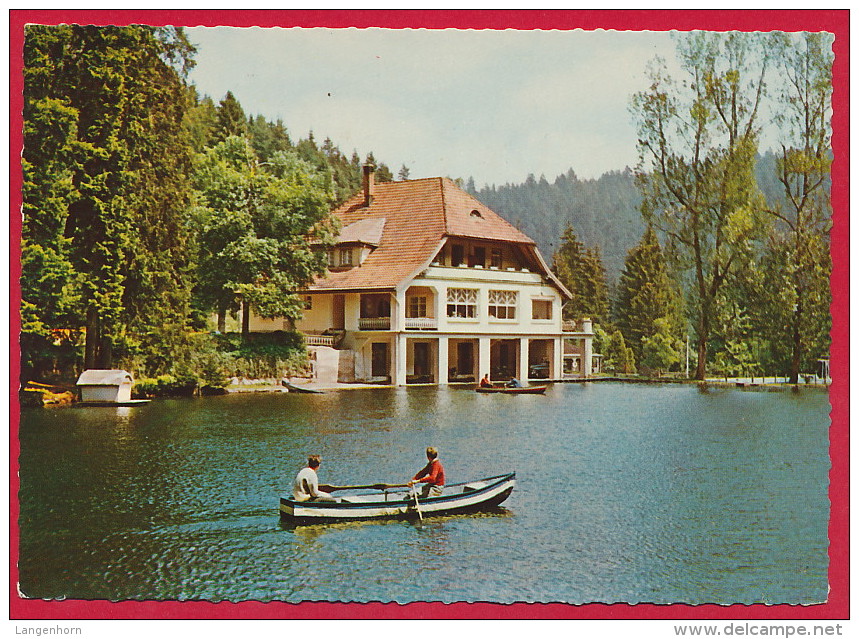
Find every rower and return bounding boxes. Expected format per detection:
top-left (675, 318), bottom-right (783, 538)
top-left (408, 446), bottom-right (445, 498)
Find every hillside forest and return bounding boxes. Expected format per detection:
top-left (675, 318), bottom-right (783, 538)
top-left (20, 26), bottom-right (833, 393)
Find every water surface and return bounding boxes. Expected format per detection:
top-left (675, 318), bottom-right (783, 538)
top-left (18, 383), bottom-right (830, 604)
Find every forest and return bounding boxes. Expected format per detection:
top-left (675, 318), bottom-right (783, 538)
top-left (20, 25), bottom-right (832, 392)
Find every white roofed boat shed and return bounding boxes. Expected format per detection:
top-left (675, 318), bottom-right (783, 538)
top-left (76, 369), bottom-right (134, 403)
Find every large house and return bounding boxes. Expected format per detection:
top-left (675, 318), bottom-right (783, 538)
top-left (249, 166), bottom-right (595, 385)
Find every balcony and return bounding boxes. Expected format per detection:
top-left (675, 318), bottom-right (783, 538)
top-left (304, 334), bottom-right (336, 347)
top-left (404, 317), bottom-right (438, 330)
top-left (359, 317), bottom-right (391, 330)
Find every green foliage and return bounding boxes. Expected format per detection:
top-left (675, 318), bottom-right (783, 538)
top-left (192, 136), bottom-right (337, 332)
top-left (641, 318), bottom-right (682, 375)
top-left (22, 24), bottom-right (197, 370)
top-left (614, 226), bottom-right (685, 360)
top-left (552, 225), bottom-right (610, 323)
top-left (604, 330), bottom-right (637, 375)
top-left (133, 373), bottom-right (198, 398)
top-left (212, 91), bottom-right (248, 143)
top-left (632, 31), bottom-right (771, 379)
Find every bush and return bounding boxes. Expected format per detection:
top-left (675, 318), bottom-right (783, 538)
top-left (133, 373), bottom-right (199, 398)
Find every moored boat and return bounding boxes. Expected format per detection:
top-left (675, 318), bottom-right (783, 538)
top-left (281, 380), bottom-right (325, 394)
top-left (475, 384), bottom-right (547, 394)
top-left (280, 472), bottom-right (516, 524)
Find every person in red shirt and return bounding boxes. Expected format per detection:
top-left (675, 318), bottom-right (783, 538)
top-left (409, 446), bottom-right (445, 498)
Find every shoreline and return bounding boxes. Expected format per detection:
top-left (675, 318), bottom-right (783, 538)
top-left (227, 376), bottom-right (830, 394)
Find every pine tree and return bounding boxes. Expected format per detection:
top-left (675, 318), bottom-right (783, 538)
top-left (614, 225), bottom-right (684, 360)
top-left (212, 90), bottom-right (248, 143)
top-left (552, 225), bottom-right (609, 324)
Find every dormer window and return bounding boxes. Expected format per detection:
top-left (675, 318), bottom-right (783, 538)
top-left (470, 209), bottom-right (483, 218)
top-left (339, 248), bottom-right (353, 267)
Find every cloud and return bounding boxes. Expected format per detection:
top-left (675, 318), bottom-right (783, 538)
top-left (186, 26), bottom-right (679, 185)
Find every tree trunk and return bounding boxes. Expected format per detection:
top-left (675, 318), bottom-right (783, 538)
top-left (695, 313), bottom-right (709, 381)
top-left (84, 306), bottom-right (99, 370)
top-left (97, 334), bottom-right (113, 369)
top-left (789, 297), bottom-right (802, 384)
top-left (217, 302), bottom-right (227, 333)
top-left (241, 299), bottom-right (250, 336)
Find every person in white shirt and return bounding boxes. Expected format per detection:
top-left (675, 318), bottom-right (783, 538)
top-left (292, 455), bottom-right (337, 502)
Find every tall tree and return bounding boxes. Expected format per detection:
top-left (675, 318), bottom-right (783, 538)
top-left (552, 225), bottom-right (609, 324)
top-left (22, 25), bottom-right (197, 371)
top-left (761, 32), bottom-right (833, 383)
top-left (212, 90), bottom-right (248, 143)
top-left (631, 32), bottom-right (770, 379)
top-left (192, 136), bottom-right (337, 335)
top-left (614, 225), bottom-right (684, 360)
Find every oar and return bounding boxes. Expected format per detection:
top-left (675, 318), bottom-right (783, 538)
top-left (319, 482), bottom-right (410, 492)
top-left (411, 485), bottom-right (424, 522)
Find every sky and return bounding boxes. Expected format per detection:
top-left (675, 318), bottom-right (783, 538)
top-left (185, 27), bottom-right (682, 187)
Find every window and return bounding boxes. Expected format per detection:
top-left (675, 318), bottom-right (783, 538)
top-left (532, 299), bottom-right (553, 320)
top-left (489, 290), bottom-right (517, 319)
top-left (491, 248), bottom-right (503, 268)
top-left (451, 244), bottom-right (465, 267)
top-left (407, 296), bottom-right (427, 318)
top-left (303, 296), bottom-right (313, 310)
top-left (469, 246), bottom-right (486, 267)
top-left (470, 209), bottom-right (483, 218)
top-left (447, 288), bottom-right (478, 318)
top-left (327, 250), bottom-right (336, 267)
top-left (339, 248), bottom-right (353, 267)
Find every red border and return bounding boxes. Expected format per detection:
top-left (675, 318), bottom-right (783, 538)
top-left (9, 9), bottom-right (849, 621)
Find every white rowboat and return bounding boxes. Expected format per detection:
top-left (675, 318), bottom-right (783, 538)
top-left (280, 472), bottom-right (516, 524)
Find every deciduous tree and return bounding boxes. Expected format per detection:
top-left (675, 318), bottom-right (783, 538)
top-left (632, 32), bottom-right (771, 379)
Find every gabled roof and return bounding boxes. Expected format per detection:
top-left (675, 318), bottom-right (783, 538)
top-left (76, 369), bottom-right (133, 386)
top-left (309, 177), bottom-right (567, 295)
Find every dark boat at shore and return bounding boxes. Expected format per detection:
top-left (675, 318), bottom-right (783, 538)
top-left (280, 472), bottom-right (516, 524)
top-left (281, 380), bottom-right (325, 394)
top-left (475, 384), bottom-right (547, 394)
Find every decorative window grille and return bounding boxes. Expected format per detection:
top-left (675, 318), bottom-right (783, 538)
top-left (407, 296), bottom-right (427, 318)
top-left (488, 290), bottom-right (517, 319)
top-left (446, 288), bottom-right (478, 318)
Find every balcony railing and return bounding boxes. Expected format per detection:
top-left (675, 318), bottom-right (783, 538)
top-left (304, 334), bottom-right (336, 347)
top-left (359, 317), bottom-right (391, 330)
top-left (404, 317), bottom-right (438, 330)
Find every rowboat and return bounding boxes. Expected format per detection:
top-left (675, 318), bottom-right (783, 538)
top-left (475, 384), bottom-right (547, 394)
top-left (280, 472), bottom-right (516, 524)
top-left (281, 380), bottom-right (325, 394)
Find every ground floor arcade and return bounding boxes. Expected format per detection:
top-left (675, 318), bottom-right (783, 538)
top-left (345, 333), bottom-right (593, 385)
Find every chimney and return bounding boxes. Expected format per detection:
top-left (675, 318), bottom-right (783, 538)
top-left (362, 164), bottom-right (375, 207)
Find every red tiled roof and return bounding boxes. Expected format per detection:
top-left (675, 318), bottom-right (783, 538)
top-left (308, 177), bottom-right (548, 292)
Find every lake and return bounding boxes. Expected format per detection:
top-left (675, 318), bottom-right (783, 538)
top-left (17, 382), bottom-right (830, 604)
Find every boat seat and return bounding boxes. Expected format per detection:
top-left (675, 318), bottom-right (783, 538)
top-left (338, 495), bottom-right (373, 503)
top-left (462, 481), bottom-right (487, 493)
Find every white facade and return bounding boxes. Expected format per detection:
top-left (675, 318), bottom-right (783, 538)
top-left (256, 260), bottom-right (594, 386)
